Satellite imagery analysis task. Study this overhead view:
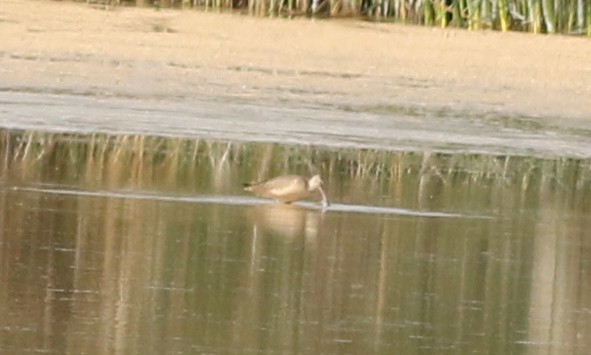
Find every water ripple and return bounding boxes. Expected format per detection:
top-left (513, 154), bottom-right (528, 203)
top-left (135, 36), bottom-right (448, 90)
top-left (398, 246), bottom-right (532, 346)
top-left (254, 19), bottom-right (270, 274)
top-left (7, 185), bottom-right (489, 219)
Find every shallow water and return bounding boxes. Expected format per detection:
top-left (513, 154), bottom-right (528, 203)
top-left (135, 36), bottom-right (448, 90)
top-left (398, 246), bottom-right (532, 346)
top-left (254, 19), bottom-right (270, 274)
top-left (1, 129), bottom-right (590, 354)
top-left (2, 91), bottom-right (591, 158)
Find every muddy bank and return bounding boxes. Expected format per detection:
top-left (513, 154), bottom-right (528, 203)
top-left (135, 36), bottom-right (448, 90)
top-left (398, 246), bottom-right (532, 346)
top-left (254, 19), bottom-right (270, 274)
top-left (0, 0), bottom-right (590, 156)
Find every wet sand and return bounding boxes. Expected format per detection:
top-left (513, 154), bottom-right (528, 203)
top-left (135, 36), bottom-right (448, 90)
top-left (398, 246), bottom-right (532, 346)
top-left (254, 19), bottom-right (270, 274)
top-left (1, 0), bottom-right (590, 124)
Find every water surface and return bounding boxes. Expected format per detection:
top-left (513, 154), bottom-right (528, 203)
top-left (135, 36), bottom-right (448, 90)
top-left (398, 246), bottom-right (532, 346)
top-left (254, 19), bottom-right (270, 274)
top-left (2, 91), bottom-right (591, 158)
top-left (1, 130), bottom-right (590, 354)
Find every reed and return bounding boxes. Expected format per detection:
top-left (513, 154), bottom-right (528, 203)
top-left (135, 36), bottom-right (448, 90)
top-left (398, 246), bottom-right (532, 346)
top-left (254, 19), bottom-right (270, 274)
top-left (89, 0), bottom-right (591, 35)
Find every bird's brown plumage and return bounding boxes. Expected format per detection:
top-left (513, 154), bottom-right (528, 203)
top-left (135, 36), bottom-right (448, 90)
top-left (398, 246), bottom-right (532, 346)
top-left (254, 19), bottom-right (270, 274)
top-left (244, 174), bottom-right (329, 206)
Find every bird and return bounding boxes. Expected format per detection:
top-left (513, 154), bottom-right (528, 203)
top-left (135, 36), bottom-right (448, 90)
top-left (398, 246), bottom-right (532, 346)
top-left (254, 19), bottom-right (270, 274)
top-left (243, 174), bottom-right (330, 208)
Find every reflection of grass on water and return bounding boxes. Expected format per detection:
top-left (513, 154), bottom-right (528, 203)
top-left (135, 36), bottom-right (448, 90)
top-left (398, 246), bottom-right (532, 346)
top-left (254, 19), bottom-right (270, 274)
top-left (2, 129), bottom-right (590, 196)
top-left (2, 128), bottom-right (591, 354)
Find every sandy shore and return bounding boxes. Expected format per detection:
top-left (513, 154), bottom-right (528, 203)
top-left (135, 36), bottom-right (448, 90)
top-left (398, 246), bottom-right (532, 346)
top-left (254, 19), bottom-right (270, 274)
top-left (1, 0), bottom-right (590, 124)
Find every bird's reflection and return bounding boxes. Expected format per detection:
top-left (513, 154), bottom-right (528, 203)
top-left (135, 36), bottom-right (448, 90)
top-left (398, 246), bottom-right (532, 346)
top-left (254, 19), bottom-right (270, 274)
top-left (246, 204), bottom-right (322, 240)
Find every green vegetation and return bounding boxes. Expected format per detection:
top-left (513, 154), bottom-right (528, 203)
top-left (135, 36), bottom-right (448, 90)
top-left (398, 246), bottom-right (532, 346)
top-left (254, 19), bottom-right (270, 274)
top-left (92, 0), bottom-right (591, 35)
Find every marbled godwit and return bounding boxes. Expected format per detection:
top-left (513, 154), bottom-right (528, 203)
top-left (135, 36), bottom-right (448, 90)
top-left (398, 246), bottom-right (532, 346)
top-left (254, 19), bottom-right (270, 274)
top-left (243, 174), bottom-right (330, 208)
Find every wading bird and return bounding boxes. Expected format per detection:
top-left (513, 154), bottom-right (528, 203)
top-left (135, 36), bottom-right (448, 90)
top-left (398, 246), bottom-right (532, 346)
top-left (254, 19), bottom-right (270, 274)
top-left (244, 174), bottom-right (330, 208)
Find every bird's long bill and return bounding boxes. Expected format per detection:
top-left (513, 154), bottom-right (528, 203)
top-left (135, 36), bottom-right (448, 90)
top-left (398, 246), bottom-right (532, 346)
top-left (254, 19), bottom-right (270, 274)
top-left (318, 186), bottom-right (330, 207)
